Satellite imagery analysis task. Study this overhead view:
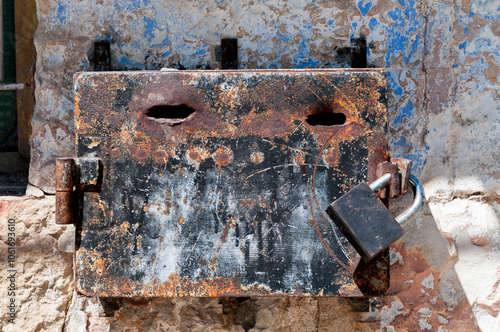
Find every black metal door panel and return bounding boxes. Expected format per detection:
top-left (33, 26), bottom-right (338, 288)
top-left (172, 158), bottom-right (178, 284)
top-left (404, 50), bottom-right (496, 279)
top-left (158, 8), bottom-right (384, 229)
top-left (73, 69), bottom-right (388, 297)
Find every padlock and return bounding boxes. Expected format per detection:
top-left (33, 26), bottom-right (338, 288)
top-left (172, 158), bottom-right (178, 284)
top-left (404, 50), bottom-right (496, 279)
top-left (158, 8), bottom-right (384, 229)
top-left (326, 172), bottom-right (424, 262)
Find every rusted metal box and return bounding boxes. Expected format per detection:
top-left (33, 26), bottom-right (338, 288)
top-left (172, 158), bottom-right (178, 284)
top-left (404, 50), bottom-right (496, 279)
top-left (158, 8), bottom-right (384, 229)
top-left (71, 69), bottom-right (389, 297)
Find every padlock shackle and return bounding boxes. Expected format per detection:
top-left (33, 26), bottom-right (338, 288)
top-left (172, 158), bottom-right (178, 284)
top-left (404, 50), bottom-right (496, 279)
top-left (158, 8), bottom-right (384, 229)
top-left (395, 175), bottom-right (425, 226)
top-left (369, 173), bottom-right (425, 226)
top-left (369, 173), bottom-right (392, 192)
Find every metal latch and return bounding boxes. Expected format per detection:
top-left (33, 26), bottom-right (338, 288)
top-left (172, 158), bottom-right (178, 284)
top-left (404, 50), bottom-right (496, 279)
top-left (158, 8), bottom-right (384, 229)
top-left (327, 159), bottom-right (425, 262)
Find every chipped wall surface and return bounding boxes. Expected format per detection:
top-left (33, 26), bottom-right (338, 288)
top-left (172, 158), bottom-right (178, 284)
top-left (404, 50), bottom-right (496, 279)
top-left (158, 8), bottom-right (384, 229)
top-left (0, 0), bottom-right (499, 331)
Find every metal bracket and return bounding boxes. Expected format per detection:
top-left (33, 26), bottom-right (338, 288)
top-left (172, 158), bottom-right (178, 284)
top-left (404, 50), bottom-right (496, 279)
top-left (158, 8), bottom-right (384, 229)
top-left (369, 170), bottom-right (425, 226)
top-left (375, 158), bottom-right (412, 199)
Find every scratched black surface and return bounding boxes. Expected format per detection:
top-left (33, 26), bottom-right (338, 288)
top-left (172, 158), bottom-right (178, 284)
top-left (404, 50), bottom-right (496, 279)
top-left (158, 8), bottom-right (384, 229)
top-left (74, 70), bottom-right (388, 296)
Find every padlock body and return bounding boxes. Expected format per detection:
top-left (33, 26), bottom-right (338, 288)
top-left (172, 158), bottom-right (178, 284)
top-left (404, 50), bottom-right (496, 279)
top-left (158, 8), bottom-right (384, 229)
top-left (327, 183), bottom-right (404, 262)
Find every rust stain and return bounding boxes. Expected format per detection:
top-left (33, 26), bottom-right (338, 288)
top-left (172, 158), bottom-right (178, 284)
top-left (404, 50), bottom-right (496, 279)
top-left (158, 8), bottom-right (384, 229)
top-left (250, 151), bottom-right (264, 164)
top-left (365, 242), bottom-right (479, 330)
top-left (293, 153), bottom-right (305, 165)
top-left (109, 146), bottom-right (121, 157)
top-left (323, 148), bottom-right (340, 166)
top-left (154, 149), bottom-right (168, 161)
top-left (186, 147), bottom-right (210, 167)
top-left (214, 147), bottom-right (233, 169)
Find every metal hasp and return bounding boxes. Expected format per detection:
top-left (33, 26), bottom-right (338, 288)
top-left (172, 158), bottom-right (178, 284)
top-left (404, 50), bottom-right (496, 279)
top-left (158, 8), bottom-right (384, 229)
top-left (69, 69), bottom-right (390, 297)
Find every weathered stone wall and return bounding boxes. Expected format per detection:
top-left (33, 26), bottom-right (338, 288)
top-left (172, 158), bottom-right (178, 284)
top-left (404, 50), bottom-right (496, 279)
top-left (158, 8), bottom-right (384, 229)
top-left (1, 0), bottom-right (499, 330)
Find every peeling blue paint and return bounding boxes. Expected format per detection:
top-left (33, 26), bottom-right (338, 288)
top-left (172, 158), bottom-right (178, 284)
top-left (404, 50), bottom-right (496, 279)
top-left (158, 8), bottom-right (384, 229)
top-left (390, 139), bottom-right (428, 174)
top-left (152, 37), bottom-right (172, 49)
top-left (384, 0), bottom-right (423, 66)
top-left (394, 101), bottom-right (414, 124)
top-left (276, 25), bottom-right (292, 42)
top-left (404, 147), bottom-right (428, 173)
top-left (117, 57), bottom-right (144, 69)
top-left (114, 1), bottom-right (151, 12)
top-left (471, 0), bottom-right (500, 21)
top-left (358, 0), bottom-right (372, 16)
top-left (393, 86), bottom-right (403, 95)
top-left (162, 50), bottom-right (173, 60)
top-left (294, 59), bottom-right (320, 69)
top-left (195, 49), bottom-right (206, 56)
top-left (386, 71), bottom-right (406, 98)
top-left (143, 17), bottom-right (159, 42)
top-left (393, 135), bottom-right (407, 147)
top-left (291, 27), bottom-right (318, 68)
top-left (56, 2), bottom-right (68, 24)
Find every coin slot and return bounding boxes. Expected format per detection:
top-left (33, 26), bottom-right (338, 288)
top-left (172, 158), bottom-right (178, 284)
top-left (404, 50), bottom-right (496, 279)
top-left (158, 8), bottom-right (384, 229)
top-left (306, 112), bottom-right (346, 126)
top-left (145, 104), bottom-right (196, 125)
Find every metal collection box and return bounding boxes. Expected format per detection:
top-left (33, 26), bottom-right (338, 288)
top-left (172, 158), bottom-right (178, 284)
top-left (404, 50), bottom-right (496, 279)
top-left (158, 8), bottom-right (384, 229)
top-left (66, 69), bottom-right (389, 297)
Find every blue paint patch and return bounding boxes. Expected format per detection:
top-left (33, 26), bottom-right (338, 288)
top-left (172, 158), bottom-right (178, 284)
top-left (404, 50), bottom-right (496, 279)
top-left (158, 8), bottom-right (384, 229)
top-left (459, 41), bottom-right (467, 49)
top-left (294, 59), bottom-right (320, 69)
top-left (393, 86), bottom-right (403, 95)
top-left (143, 17), bottom-right (159, 42)
top-left (464, 27), bottom-right (469, 34)
top-left (369, 18), bottom-right (378, 29)
top-left (328, 20), bottom-right (335, 26)
top-left (385, 70), bottom-right (406, 98)
top-left (117, 57), bottom-right (143, 69)
top-left (279, 35), bottom-right (291, 42)
top-left (57, 3), bottom-right (65, 14)
top-left (384, 0), bottom-right (423, 66)
top-left (195, 49), bottom-right (206, 56)
top-left (393, 135), bottom-right (407, 147)
top-left (358, 0), bottom-right (372, 16)
top-left (56, 2), bottom-right (69, 24)
top-left (113, 1), bottom-right (152, 12)
top-left (394, 101), bottom-right (414, 124)
top-left (162, 50), bottom-right (173, 60)
top-left (152, 37), bottom-right (171, 49)
top-left (404, 150), bottom-right (427, 174)
top-left (291, 27), bottom-right (316, 68)
top-left (276, 26), bottom-right (292, 42)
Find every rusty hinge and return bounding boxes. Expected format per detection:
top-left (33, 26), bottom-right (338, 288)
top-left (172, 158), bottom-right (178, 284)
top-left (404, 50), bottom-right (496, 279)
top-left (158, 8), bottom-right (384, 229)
top-left (55, 157), bottom-right (103, 225)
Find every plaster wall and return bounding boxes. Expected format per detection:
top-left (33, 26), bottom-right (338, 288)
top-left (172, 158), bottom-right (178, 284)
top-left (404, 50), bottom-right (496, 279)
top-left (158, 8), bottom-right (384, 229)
top-left (1, 0), bottom-right (499, 331)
